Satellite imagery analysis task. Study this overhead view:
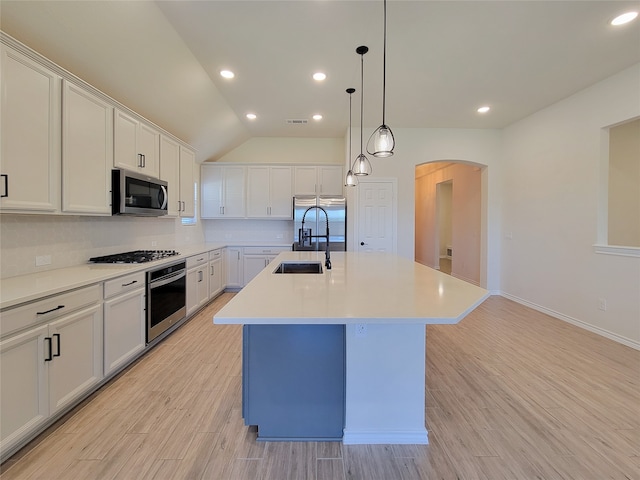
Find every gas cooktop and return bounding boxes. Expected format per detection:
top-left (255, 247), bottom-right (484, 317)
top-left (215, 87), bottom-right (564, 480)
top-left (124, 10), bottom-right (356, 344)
top-left (89, 250), bottom-right (180, 264)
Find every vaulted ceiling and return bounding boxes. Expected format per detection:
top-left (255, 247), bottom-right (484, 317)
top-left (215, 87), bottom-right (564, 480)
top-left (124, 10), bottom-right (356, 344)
top-left (1, 1), bottom-right (639, 161)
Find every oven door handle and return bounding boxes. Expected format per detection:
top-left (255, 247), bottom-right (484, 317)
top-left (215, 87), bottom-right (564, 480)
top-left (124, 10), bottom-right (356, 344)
top-left (149, 270), bottom-right (186, 289)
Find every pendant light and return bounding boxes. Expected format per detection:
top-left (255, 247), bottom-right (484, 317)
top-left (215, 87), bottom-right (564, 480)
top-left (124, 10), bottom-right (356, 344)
top-left (345, 88), bottom-right (358, 187)
top-left (367, 0), bottom-right (395, 158)
top-left (353, 45), bottom-right (372, 176)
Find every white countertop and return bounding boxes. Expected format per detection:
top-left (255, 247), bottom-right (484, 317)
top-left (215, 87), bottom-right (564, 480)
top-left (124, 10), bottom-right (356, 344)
top-left (0, 242), bottom-right (240, 310)
top-left (214, 251), bottom-right (489, 325)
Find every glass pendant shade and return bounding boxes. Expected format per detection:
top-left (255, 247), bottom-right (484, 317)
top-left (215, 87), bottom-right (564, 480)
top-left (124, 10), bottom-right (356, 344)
top-left (353, 153), bottom-right (372, 176)
top-left (368, 124), bottom-right (395, 158)
top-left (345, 169), bottom-right (358, 186)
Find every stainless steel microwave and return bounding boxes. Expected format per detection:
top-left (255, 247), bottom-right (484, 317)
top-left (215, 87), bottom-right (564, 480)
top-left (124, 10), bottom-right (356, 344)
top-left (112, 169), bottom-right (168, 216)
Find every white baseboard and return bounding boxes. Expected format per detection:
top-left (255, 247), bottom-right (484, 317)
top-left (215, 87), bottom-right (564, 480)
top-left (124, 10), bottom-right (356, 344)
top-left (500, 292), bottom-right (640, 351)
top-left (342, 429), bottom-right (429, 445)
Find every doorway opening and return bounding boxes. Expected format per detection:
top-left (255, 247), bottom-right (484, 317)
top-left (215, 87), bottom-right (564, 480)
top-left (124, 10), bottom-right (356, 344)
top-left (415, 161), bottom-right (484, 286)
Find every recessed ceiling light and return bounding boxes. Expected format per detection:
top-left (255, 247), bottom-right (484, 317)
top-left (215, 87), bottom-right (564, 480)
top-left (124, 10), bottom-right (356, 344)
top-left (220, 70), bottom-right (235, 79)
top-left (477, 106), bottom-right (491, 114)
top-left (312, 114), bottom-right (323, 121)
top-left (313, 72), bottom-right (326, 81)
top-left (611, 11), bottom-right (638, 26)
top-left (246, 113), bottom-right (257, 120)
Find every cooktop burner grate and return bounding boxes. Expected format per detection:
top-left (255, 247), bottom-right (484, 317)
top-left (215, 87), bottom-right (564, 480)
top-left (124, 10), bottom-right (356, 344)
top-left (89, 250), bottom-right (180, 264)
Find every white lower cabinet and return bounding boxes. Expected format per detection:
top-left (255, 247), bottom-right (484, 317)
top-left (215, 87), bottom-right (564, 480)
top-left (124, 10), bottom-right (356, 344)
top-left (0, 285), bottom-right (103, 457)
top-left (187, 254), bottom-right (209, 316)
top-left (226, 247), bottom-right (244, 289)
top-left (103, 272), bottom-right (145, 376)
top-left (243, 246), bottom-right (290, 284)
top-left (209, 249), bottom-right (224, 299)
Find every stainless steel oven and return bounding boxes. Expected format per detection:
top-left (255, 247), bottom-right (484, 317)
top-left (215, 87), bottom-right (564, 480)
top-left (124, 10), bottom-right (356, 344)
top-left (147, 261), bottom-right (186, 343)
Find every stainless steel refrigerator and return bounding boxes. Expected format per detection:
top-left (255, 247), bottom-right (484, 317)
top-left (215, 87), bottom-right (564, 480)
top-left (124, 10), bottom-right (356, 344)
top-left (293, 196), bottom-right (347, 251)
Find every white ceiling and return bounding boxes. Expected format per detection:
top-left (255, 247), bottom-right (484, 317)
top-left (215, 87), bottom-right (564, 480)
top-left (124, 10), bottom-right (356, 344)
top-left (1, 1), bottom-right (639, 160)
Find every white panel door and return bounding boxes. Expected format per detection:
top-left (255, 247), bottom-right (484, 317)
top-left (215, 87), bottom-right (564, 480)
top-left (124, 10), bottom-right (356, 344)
top-left (160, 135), bottom-right (180, 216)
top-left (357, 181), bottom-right (395, 253)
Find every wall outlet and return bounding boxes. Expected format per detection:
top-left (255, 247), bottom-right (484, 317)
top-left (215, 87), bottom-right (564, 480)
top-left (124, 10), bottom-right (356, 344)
top-left (355, 323), bottom-right (367, 337)
top-left (598, 298), bottom-right (607, 311)
top-left (35, 255), bottom-right (52, 266)
top-left (151, 241), bottom-right (158, 247)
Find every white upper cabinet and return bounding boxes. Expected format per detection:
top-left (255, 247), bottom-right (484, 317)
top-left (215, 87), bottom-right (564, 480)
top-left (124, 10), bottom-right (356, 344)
top-left (160, 135), bottom-right (181, 217)
top-left (0, 44), bottom-right (61, 213)
top-left (294, 165), bottom-right (343, 196)
top-left (179, 146), bottom-right (195, 217)
top-left (246, 166), bottom-right (292, 219)
top-left (114, 109), bottom-right (160, 178)
top-left (201, 164), bottom-right (246, 218)
top-left (62, 80), bottom-right (113, 215)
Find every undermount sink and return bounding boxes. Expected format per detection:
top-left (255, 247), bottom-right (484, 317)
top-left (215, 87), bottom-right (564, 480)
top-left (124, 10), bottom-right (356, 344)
top-left (273, 261), bottom-right (323, 274)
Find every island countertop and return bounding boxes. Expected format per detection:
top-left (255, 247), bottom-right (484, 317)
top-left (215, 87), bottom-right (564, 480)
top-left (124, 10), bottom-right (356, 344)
top-left (214, 251), bottom-right (489, 325)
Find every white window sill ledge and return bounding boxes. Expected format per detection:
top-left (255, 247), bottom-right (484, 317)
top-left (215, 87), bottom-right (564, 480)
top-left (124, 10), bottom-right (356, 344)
top-left (593, 244), bottom-right (640, 258)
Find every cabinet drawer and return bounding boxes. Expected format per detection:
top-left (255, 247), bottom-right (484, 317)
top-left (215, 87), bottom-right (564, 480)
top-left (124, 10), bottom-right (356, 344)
top-left (0, 285), bottom-right (101, 338)
top-left (187, 253), bottom-right (208, 269)
top-left (104, 272), bottom-right (145, 299)
top-left (243, 246), bottom-right (289, 255)
top-left (209, 249), bottom-right (223, 261)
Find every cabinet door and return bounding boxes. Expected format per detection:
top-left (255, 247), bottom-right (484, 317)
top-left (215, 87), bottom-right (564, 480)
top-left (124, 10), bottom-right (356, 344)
top-left (226, 248), bottom-right (244, 288)
top-left (201, 165), bottom-right (223, 218)
top-left (0, 45), bottom-right (60, 212)
top-left (0, 324), bottom-right (49, 455)
top-left (246, 166), bottom-right (270, 218)
top-left (138, 122), bottom-right (160, 177)
top-left (318, 166), bottom-right (343, 195)
top-left (209, 256), bottom-right (223, 298)
top-left (103, 288), bottom-right (145, 375)
top-left (179, 147), bottom-right (195, 217)
top-left (113, 109), bottom-right (139, 172)
top-left (294, 166), bottom-right (318, 195)
top-left (223, 166), bottom-right (246, 218)
top-left (62, 81), bottom-right (113, 215)
top-left (243, 255), bottom-right (269, 285)
top-left (187, 265), bottom-right (209, 316)
top-left (269, 166), bottom-right (293, 218)
top-left (160, 135), bottom-right (180, 216)
top-left (48, 304), bottom-right (103, 414)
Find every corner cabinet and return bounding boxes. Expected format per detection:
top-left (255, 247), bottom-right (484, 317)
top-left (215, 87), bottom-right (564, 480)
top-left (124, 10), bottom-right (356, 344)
top-left (179, 146), bottom-right (195, 217)
top-left (62, 80), bottom-right (113, 215)
top-left (0, 44), bottom-right (61, 213)
top-left (294, 165), bottom-right (343, 196)
top-left (246, 166), bottom-right (292, 219)
top-left (201, 165), bottom-right (246, 218)
top-left (114, 109), bottom-right (160, 178)
top-left (0, 285), bottom-right (103, 457)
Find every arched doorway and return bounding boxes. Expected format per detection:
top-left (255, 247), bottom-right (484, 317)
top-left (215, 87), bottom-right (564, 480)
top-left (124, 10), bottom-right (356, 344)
top-left (415, 161), bottom-right (486, 286)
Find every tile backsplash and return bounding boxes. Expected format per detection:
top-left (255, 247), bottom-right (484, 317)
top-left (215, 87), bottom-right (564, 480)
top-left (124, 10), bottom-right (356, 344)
top-left (0, 214), bottom-right (205, 278)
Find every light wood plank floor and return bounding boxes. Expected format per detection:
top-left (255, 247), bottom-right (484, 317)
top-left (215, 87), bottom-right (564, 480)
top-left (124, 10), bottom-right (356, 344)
top-left (1, 294), bottom-right (638, 479)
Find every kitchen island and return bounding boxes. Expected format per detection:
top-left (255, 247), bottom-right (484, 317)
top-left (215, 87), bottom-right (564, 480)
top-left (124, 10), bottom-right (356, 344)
top-left (214, 251), bottom-right (489, 444)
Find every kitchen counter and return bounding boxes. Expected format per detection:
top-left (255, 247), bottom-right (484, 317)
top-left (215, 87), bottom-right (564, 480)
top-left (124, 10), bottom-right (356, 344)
top-left (215, 251), bottom-right (488, 324)
top-left (0, 242), bottom-right (296, 310)
top-left (214, 251), bottom-right (489, 445)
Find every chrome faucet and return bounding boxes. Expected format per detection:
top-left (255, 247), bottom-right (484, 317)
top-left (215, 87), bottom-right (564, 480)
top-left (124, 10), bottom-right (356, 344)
top-left (300, 206), bottom-right (331, 270)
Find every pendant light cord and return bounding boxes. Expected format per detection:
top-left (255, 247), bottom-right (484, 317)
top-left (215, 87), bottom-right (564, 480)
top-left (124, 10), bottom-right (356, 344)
top-left (382, 0), bottom-right (387, 125)
top-left (360, 51), bottom-right (364, 155)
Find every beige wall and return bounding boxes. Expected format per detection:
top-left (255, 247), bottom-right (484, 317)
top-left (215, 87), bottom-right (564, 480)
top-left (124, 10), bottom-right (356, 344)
top-left (608, 118), bottom-right (640, 247)
top-left (415, 162), bottom-right (482, 285)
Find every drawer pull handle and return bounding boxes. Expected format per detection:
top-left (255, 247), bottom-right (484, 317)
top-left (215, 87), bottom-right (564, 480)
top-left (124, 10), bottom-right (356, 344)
top-left (122, 280), bottom-right (138, 287)
top-left (1, 174), bottom-right (7, 198)
top-left (53, 334), bottom-right (61, 357)
top-left (37, 305), bottom-right (65, 315)
top-left (45, 337), bottom-right (53, 362)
